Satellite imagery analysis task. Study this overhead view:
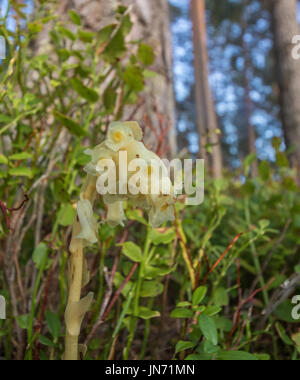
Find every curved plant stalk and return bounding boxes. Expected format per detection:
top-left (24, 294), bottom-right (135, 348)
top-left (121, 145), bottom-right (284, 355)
top-left (64, 176), bottom-right (96, 360)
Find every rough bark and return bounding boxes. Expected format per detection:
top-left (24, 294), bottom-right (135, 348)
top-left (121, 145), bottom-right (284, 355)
top-left (271, 0), bottom-right (300, 172)
top-left (56, 0), bottom-right (177, 156)
top-left (190, 0), bottom-right (223, 178)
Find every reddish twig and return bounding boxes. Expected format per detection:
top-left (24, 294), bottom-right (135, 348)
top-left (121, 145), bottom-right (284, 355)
top-left (227, 277), bottom-right (275, 347)
top-left (84, 261), bottom-right (138, 346)
top-left (0, 194), bottom-right (29, 231)
top-left (102, 262), bottom-right (138, 322)
top-left (236, 259), bottom-right (243, 306)
top-left (202, 226), bottom-right (255, 284)
top-left (33, 258), bottom-right (57, 360)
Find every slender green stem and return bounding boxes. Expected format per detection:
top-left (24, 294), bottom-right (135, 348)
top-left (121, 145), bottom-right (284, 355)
top-left (25, 256), bottom-right (47, 360)
top-left (124, 228), bottom-right (151, 360)
top-left (140, 298), bottom-right (154, 359)
top-left (244, 198), bottom-right (269, 305)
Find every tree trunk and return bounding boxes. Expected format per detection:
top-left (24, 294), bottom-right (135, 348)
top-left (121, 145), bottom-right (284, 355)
top-left (190, 0), bottom-right (223, 178)
top-left (58, 0), bottom-right (177, 156)
top-left (270, 0), bottom-right (300, 173)
top-left (241, 17), bottom-right (258, 177)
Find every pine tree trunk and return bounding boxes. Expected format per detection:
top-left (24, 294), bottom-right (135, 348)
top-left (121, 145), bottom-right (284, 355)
top-left (271, 0), bottom-right (300, 172)
top-left (242, 17), bottom-right (258, 177)
top-left (190, 0), bottom-right (223, 178)
top-left (57, 0), bottom-right (177, 156)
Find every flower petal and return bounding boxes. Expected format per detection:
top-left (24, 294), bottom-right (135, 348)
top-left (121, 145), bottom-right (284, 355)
top-left (77, 198), bottom-right (98, 244)
top-left (106, 201), bottom-right (126, 228)
top-left (105, 122), bottom-right (134, 152)
top-left (122, 121), bottom-right (143, 141)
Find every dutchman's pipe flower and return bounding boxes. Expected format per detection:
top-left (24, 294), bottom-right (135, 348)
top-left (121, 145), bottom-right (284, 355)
top-left (105, 122), bottom-right (134, 152)
top-left (76, 197), bottom-right (98, 244)
top-left (106, 201), bottom-right (126, 227)
top-left (148, 194), bottom-right (176, 228)
top-left (81, 121), bottom-right (176, 243)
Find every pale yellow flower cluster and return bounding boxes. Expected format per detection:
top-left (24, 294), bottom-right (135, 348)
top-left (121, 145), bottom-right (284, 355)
top-left (77, 121), bottom-right (176, 243)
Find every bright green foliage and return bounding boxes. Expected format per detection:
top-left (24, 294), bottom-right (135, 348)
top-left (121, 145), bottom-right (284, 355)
top-left (0, 1), bottom-right (299, 362)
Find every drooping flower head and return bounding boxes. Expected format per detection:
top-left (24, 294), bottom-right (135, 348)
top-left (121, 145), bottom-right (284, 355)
top-left (79, 121), bottom-right (176, 243)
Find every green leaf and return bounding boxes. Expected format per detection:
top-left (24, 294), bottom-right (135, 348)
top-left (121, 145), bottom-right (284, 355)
top-left (78, 29), bottom-right (94, 43)
top-left (213, 287), bottom-right (229, 307)
top-left (122, 66), bottom-right (144, 92)
top-left (121, 242), bottom-right (143, 262)
top-left (177, 301), bottom-right (191, 308)
top-left (54, 111), bottom-right (87, 137)
top-left (244, 153), bottom-right (256, 173)
top-left (46, 311), bottom-right (61, 340)
top-left (192, 286), bottom-right (207, 306)
top-left (149, 229), bottom-right (176, 245)
top-left (9, 152), bottom-right (32, 161)
top-left (50, 80), bottom-right (61, 88)
top-left (0, 154), bottom-right (8, 164)
top-left (259, 219), bottom-right (270, 230)
top-left (241, 179), bottom-right (256, 197)
top-left (254, 353), bottom-right (270, 361)
top-left (202, 306), bottom-right (222, 317)
top-left (58, 26), bottom-right (76, 41)
top-left (28, 22), bottom-right (43, 34)
top-left (70, 78), bottom-right (99, 103)
top-left (204, 340), bottom-right (219, 354)
top-left (185, 353), bottom-right (211, 360)
top-left (292, 332), bottom-right (300, 350)
top-left (275, 322), bottom-right (294, 346)
top-left (143, 69), bottom-right (158, 78)
top-left (259, 160), bottom-right (270, 181)
top-left (175, 340), bottom-right (195, 354)
top-left (272, 137), bottom-right (282, 150)
top-left (119, 14), bottom-right (133, 35)
top-left (140, 281), bottom-right (163, 298)
top-left (214, 316), bottom-right (233, 332)
top-left (16, 314), bottom-right (30, 330)
top-left (116, 5), bottom-right (127, 14)
top-left (89, 338), bottom-right (101, 350)
top-left (58, 48), bottom-right (70, 62)
top-left (171, 308), bottom-right (193, 319)
top-left (274, 300), bottom-right (298, 323)
top-left (137, 44), bottom-right (155, 66)
top-left (69, 10), bottom-right (81, 25)
top-left (113, 273), bottom-right (132, 297)
top-left (39, 335), bottom-right (55, 348)
top-left (199, 315), bottom-right (218, 345)
top-left (8, 167), bottom-right (34, 178)
top-left (99, 224), bottom-right (115, 242)
top-left (57, 204), bottom-right (76, 227)
top-left (137, 307), bottom-right (160, 320)
top-left (144, 265), bottom-right (174, 278)
top-left (33, 243), bottom-right (48, 270)
top-left (276, 152), bottom-right (289, 168)
top-left (103, 86), bottom-right (117, 111)
top-left (245, 153), bottom-right (257, 165)
top-left (218, 350), bottom-right (258, 361)
top-left (126, 209), bottom-right (148, 225)
top-left (0, 114), bottom-right (13, 124)
top-left (98, 24), bottom-right (117, 45)
top-left (282, 177), bottom-right (298, 192)
top-left (102, 29), bottom-right (126, 62)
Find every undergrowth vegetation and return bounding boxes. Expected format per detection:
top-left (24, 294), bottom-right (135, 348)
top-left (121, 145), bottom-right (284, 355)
top-left (0, 1), bottom-right (299, 360)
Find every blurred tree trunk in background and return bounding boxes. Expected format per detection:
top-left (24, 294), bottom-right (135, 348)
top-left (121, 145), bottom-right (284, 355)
top-left (57, 0), bottom-right (177, 156)
top-left (270, 0), bottom-right (300, 173)
top-left (190, 0), bottom-right (223, 178)
top-left (241, 16), bottom-right (258, 177)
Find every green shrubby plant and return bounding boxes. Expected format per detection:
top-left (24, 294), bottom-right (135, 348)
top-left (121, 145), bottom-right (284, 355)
top-left (0, 1), bottom-right (299, 361)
